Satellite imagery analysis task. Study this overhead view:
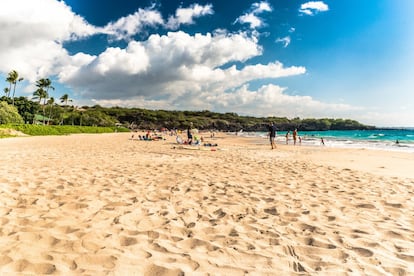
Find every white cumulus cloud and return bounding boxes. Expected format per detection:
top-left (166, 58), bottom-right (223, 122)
top-left (276, 36), bottom-right (291, 48)
top-left (0, 0), bottom-right (98, 82)
top-left (102, 8), bottom-right (164, 41)
top-left (179, 84), bottom-right (362, 119)
top-left (166, 4), bottom-right (214, 30)
top-left (235, 1), bottom-right (272, 29)
top-left (63, 31), bottom-right (304, 103)
top-left (1, 0), bottom-right (367, 123)
top-left (299, 1), bottom-right (329, 16)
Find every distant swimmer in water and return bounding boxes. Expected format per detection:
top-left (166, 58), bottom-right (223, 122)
top-left (396, 140), bottom-right (400, 145)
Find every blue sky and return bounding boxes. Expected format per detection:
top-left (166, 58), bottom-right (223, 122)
top-left (1, 0), bottom-right (413, 127)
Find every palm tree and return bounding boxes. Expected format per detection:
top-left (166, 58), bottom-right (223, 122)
top-left (6, 70), bottom-right (24, 106)
top-left (32, 88), bottom-right (48, 124)
top-left (3, 87), bottom-right (10, 98)
top-left (36, 78), bottom-right (54, 98)
top-left (59, 93), bottom-right (72, 125)
top-left (5, 73), bottom-right (13, 99)
top-left (33, 88), bottom-right (47, 104)
top-left (47, 97), bottom-right (55, 125)
top-left (59, 93), bottom-right (72, 106)
top-left (35, 78), bottom-right (54, 124)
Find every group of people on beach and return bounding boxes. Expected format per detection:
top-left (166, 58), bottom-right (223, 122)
top-left (268, 123), bottom-right (301, 149)
top-left (130, 123), bottom-right (219, 148)
top-left (183, 124), bottom-right (217, 146)
top-left (268, 123), bottom-right (325, 149)
top-left (284, 129), bottom-right (301, 145)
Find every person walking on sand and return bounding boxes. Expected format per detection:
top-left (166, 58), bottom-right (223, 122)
top-left (293, 129), bottom-right (298, 145)
top-left (321, 137), bottom-right (325, 146)
top-left (268, 122), bottom-right (277, 149)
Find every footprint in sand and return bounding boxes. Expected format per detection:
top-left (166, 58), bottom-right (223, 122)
top-left (303, 237), bottom-right (329, 248)
top-left (397, 254), bottom-right (414, 262)
top-left (264, 207), bottom-right (278, 216)
top-left (0, 255), bottom-right (13, 266)
top-left (119, 236), bottom-right (138, 246)
top-left (384, 202), bottom-right (403, 208)
top-left (355, 203), bottom-right (376, 209)
top-left (6, 259), bottom-right (56, 275)
top-left (351, 247), bottom-right (373, 257)
top-left (74, 254), bottom-right (117, 270)
top-left (143, 264), bottom-right (184, 276)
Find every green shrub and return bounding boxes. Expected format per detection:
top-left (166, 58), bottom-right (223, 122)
top-left (1, 124), bottom-right (129, 136)
top-left (0, 102), bottom-right (24, 124)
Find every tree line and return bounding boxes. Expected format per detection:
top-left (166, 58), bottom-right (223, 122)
top-left (1, 70), bottom-right (376, 131)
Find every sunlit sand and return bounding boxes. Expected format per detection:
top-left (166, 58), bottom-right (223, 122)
top-left (0, 133), bottom-right (413, 275)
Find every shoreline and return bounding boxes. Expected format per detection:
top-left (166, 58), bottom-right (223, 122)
top-left (236, 130), bottom-right (414, 153)
top-left (1, 132), bottom-right (413, 274)
top-left (217, 132), bottom-right (414, 179)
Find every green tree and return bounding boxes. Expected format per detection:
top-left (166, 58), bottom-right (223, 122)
top-left (0, 101), bottom-right (24, 124)
top-left (12, 96), bottom-right (40, 124)
top-left (3, 87), bottom-right (10, 98)
top-left (33, 88), bottom-right (47, 103)
top-left (47, 97), bottom-right (55, 124)
top-left (59, 93), bottom-right (72, 125)
top-left (5, 73), bottom-right (13, 99)
top-left (35, 78), bottom-right (54, 124)
top-left (59, 93), bottom-right (72, 106)
top-left (35, 78), bottom-right (54, 103)
top-left (6, 70), bottom-right (24, 106)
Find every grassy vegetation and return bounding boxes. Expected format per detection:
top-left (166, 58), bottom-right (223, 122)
top-left (0, 124), bottom-right (129, 137)
top-left (0, 132), bottom-right (15, 138)
top-left (2, 96), bottom-right (376, 132)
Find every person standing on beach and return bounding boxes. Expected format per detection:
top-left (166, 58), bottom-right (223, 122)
top-left (293, 129), bottom-right (298, 145)
top-left (285, 131), bottom-right (290, 144)
top-left (268, 122), bottom-right (277, 149)
top-left (187, 124), bottom-right (193, 144)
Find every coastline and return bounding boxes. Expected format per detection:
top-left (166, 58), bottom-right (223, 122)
top-left (1, 132), bottom-right (413, 274)
top-left (230, 133), bottom-right (414, 178)
top-left (237, 129), bottom-right (414, 153)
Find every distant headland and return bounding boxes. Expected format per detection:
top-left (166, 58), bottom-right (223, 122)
top-left (1, 96), bottom-right (375, 132)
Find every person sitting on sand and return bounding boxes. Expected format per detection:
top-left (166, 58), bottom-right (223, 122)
top-left (176, 135), bottom-right (183, 144)
top-left (193, 135), bottom-right (202, 145)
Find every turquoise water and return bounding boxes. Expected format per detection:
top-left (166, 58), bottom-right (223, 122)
top-left (298, 129), bottom-right (414, 142)
top-left (241, 129), bottom-right (414, 152)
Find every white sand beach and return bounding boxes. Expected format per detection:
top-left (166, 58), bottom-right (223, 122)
top-left (0, 132), bottom-right (413, 275)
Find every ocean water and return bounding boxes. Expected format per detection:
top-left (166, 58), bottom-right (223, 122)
top-left (238, 129), bottom-right (414, 153)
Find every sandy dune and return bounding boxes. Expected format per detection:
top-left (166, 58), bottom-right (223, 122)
top-left (0, 132), bottom-right (413, 275)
